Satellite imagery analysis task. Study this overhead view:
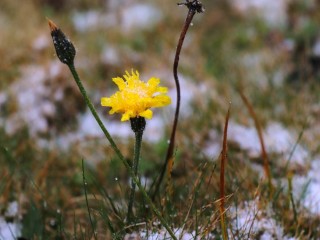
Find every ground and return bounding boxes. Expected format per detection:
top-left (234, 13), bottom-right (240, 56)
top-left (0, 0), bottom-right (320, 239)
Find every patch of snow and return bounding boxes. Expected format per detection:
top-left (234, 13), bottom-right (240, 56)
top-left (203, 129), bottom-right (222, 159)
top-left (0, 62), bottom-right (78, 137)
top-left (168, 75), bottom-right (208, 118)
top-left (73, 3), bottom-right (163, 34)
top-left (0, 218), bottom-right (21, 240)
top-left (72, 10), bottom-right (116, 32)
top-left (231, 0), bottom-right (289, 27)
top-left (32, 34), bottom-right (50, 51)
top-left (312, 38), bottom-right (320, 56)
top-left (121, 4), bottom-right (162, 32)
top-left (0, 202), bottom-right (22, 240)
top-left (238, 50), bottom-right (288, 88)
top-left (239, 52), bottom-right (269, 89)
top-left (0, 93), bottom-right (7, 106)
top-left (138, 228), bottom-right (203, 240)
top-left (78, 110), bottom-right (106, 137)
top-left (3, 65), bottom-right (53, 135)
top-left (228, 121), bottom-right (309, 166)
top-left (292, 158), bottom-right (320, 215)
top-left (143, 115), bottom-right (167, 143)
top-left (228, 121), bottom-right (261, 157)
top-left (101, 46), bottom-right (120, 65)
top-left (78, 110), bottom-right (167, 143)
top-left (303, 180), bottom-right (320, 215)
top-left (264, 123), bottom-right (308, 166)
top-left (107, 0), bottom-right (130, 11)
top-left (229, 199), bottom-right (294, 239)
top-left (49, 61), bottom-right (64, 79)
top-left (5, 202), bottom-right (19, 218)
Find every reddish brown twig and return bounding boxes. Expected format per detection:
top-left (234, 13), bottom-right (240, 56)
top-left (152, 0), bottom-right (204, 201)
top-left (219, 106), bottom-right (230, 240)
top-left (239, 90), bottom-right (273, 195)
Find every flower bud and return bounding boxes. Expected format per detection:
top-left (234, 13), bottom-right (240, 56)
top-left (48, 19), bottom-right (76, 65)
top-left (130, 117), bottom-right (146, 133)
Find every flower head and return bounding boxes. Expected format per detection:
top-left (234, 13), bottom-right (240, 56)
top-left (101, 70), bottom-right (171, 121)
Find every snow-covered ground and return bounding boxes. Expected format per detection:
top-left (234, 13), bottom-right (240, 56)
top-left (0, 202), bottom-right (21, 240)
top-left (1, 0), bottom-right (320, 238)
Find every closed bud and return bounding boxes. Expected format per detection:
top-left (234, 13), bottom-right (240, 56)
top-left (48, 19), bottom-right (76, 65)
top-left (130, 117), bottom-right (146, 133)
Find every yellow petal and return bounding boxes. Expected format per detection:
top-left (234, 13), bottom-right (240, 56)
top-left (148, 77), bottom-right (160, 87)
top-left (113, 77), bottom-right (126, 90)
top-left (156, 86), bottom-right (168, 93)
top-left (101, 97), bottom-right (112, 106)
top-left (140, 109), bottom-right (153, 119)
top-left (121, 112), bottom-right (130, 121)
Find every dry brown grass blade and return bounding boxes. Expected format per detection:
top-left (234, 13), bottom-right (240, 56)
top-left (239, 90), bottom-right (273, 196)
top-left (165, 156), bottom-right (175, 203)
top-left (178, 162), bottom-right (208, 238)
top-left (219, 105), bottom-right (230, 240)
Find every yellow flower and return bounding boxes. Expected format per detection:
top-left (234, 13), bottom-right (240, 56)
top-left (101, 70), bottom-right (171, 121)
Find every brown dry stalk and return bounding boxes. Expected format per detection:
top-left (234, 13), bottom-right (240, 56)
top-left (163, 155), bottom-right (175, 209)
top-left (219, 106), bottom-right (230, 240)
top-left (152, 0), bottom-right (204, 200)
top-left (239, 90), bottom-right (273, 195)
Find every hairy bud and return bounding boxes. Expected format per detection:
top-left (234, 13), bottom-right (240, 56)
top-left (48, 19), bottom-right (76, 65)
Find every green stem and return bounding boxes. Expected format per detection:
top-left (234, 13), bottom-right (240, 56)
top-left (67, 63), bottom-right (177, 240)
top-left (68, 64), bottom-right (121, 157)
top-left (82, 159), bottom-right (98, 240)
top-left (127, 130), bottom-right (143, 223)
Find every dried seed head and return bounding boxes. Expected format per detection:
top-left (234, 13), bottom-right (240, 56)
top-left (178, 0), bottom-right (205, 13)
top-left (48, 19), bottom-right (76, 65)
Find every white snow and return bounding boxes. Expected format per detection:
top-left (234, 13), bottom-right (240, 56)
top-left (138, 228), bottom-right (201, 240)
top-left (5, 202), bottom-right (19, 218)
top-left (72, 11), bottom-right (117, 32)
top-left (0, 218), bottom-right (21, 240)
top-left (168, 75), bottom-right (209, 118)
top-left (231, 0), bottom-right (289, 27)
top-left (101, 46), bottom-right (121, 65)
top-left (203, 129), bottom-right (222, 159)
top-left (0, 202), bottom-right (22, 240)
top-left (228, 121), bottom-right (309, 166)
top-left (292, 158), bottom-right (320, 215)
top-left (32, 34), bottom-right (50, 51)
top-left (72, 4), bottom-right (162, 33)
top-left (229, 199), bottom-right (295, 239)
top-left (1, 65), bottom-right (55, 135)
top-left (78, 109), bottom-right (168, 143)
top-left (121, 4), bottom-right (162, 32)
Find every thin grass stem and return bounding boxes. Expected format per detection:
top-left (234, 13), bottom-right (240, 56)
top-left (288, 172), bottom-right (298, 224)
top-left (239, 90), bottom-right (273, 196)
top-left (219, 106), bottom-right (230, 240)
top-left (82, 159), bottom-right (98, 240)
top-left (127, 130), bottom-right (143, 224)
